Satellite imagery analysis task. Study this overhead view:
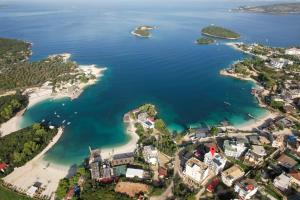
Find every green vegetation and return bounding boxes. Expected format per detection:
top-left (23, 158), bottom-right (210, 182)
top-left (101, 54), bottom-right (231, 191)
top-left (201, 26), bottom-right (240, 39)
top-left (139, 104), bottom-right (157, 117)
top-left (172, 173), bottom-right (196, 200)
top-left (264, 184), bottom-right (283, 200)
top-left (133, 26), bottom-right (154, 37)
top-left (0, 184), bottom-right (32, 200)
top-left (154, 119), bottom-right (177, 156)
top-left (209, 126), bottom-right (219, 136)
top-left (0, 38), bottom-right (91, 94)
top-left (234, 63), bottom-right (251, 76)
top-left (270, 100), bottom-right (284, 110)
top-left (56, 167), bottom-right (87, 200)
top-left (0, 38), bottom-right (31, 64)
top-left (56, 166), bottom-right (131, 200)
top-left (0, 124), bottom-right (57, 177)
top-left (0, 92), bottom-right (28, 124)
top-left (196, 37), bottom-right (215, 45)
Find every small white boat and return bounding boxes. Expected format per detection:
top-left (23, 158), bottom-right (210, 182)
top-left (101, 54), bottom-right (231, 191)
top-left (41, 119), bottom-right (45, 122)
top-left (67, 122), bottom-right (71, 125)
top-left (57, 115), bottom-right (60, 118)
top-left (62, 103), bottom-right (65, 106)
top-left (248, 113), bottom-right (255, 119)
top-left (62, 120), bottom-right (66, 124)
top-left (74, 112), bottom-right (78, 114)
top-left (224, 101), bottom-right (231, 106)
top-left (54, 112), bottom-right (57, 115)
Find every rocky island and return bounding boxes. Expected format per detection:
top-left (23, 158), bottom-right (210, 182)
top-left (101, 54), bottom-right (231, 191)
top-left (233, 2), bottom-right (300, 14)
top-left (201, 25), bottom-right (240, 40)
top-left (131, 26), bottom-right (155, 38)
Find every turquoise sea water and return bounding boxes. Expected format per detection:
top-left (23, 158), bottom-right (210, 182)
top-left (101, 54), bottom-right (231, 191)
top-left (1, 0), bottom-right (300, 165)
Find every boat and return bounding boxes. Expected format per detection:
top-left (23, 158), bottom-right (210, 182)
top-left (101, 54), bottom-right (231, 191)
top-left (57, 115), bottom-right (60, 118)
top-left (74, 112), bottom-right (78, 114)
top-left (248, 113), bottom-right (255, 119)
top-left (41, 119), bottom-right (45, 122)
top-left (62, 103), bottom-right (65, 106)
top-left (62, 120), bottom-right (66, 124)
top-left (54, 112), bottom-right (57, 115)
top-left (67, 122), bottom-right (71, 125)
top-left (224, 101), bottom-right (231, 106)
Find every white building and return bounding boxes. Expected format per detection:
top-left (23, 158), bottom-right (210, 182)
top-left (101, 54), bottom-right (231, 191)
top-left (143, 145), bottom-right (158, 165)
top-left (234, 179), bottom-right (258, 200)
top-left (273, 173), bottom-right (291, 191)
top-left (184, 157), bottom-right (209, 184)
top-left (285, 48), bottom-right (300, 56)
top-left (126, 168), bottom-right (144, 179)
top-left (204, 152), bottom-right (226, 175)
top-left (137, 112), bottom-right (155, 129)
top-left (221, 165), bottom-right (245, 187)
top-left (223, 139), bottom-right (247, 158)
top-left (270, 58), bottom-right (286, 69)
top-left (251, 145), bottom-right (267, 157)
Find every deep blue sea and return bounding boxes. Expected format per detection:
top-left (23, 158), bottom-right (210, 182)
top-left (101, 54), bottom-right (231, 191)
top-left (1, 0), bottom-right (300, 165)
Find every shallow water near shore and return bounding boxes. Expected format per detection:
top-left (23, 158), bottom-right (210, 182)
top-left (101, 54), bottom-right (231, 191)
top-left (1, 0), bottom-right (300, 165)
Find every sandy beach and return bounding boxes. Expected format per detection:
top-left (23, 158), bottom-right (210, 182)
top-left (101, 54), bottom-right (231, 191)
top-left (235, 111), bottom-right (278, 131)
top-left (0, 65), bottom-right (106, 137)
top-left (101, 115), bottom-right (139, 159)
top-left (0, 109), bottom-right (26, 137)
top-left (220, 69), bottom-right (257, 83)
top-left (3, 128), bottom-right (68, 200)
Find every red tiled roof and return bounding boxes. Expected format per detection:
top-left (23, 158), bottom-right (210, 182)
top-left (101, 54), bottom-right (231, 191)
top-left (0, 163), bottom-right (8, 170)
top-left (289, 172), bottom-right (300, 181)
top-left (158, 167), bottom-right (167, 176)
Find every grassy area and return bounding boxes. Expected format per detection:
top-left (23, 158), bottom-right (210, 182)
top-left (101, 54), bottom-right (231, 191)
top-left (264, 184), bottom-right (283, 200)
top-left (196, 37), bottom-right (215, 45)
top-left (0, 184), bottom-right (32, 200)
top-left (201, 26), bottom-right (240, 39)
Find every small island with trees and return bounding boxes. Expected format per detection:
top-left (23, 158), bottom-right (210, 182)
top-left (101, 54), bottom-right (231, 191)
top-left (131, 26), bottom-right (155, 38)
top-left (201, 25), bottom-right (240, 40)
top-left (196, 37), bottom-right (215, 45)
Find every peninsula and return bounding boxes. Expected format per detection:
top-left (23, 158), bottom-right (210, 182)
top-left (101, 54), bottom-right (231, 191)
top-left (0, 38), bottom-right (106, 136)
top-left (131, 26), bottom-right (155, 38)
top-left (201, 25), bottom-right (240, 40)
top-left (233, 2), bottom-right (300, 14)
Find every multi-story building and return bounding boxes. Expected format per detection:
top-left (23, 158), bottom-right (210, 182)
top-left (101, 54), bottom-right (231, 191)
top-left (204, 152), bottom-right (226, 175)
top-left (221, 165), bottom-right (245, 187)
top-left (234, 179), bottom-right (258, 200)
top-left (223, 139), bottom-right (247, 158)
top-left (111, 152), bottom-right (135, 166)
top-left (273, 173), bottom-right (291, 191)
top-left (183, 157), bottom-right (209, 184)
top-left (244, 145), bottom-right (266, 165)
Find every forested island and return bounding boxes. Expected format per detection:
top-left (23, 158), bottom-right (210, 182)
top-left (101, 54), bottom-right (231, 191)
top-left (196, 37), bottom-right (215, 45)
top-left (131, 26), bottom-right (154, 38)
top-left (234, 2), bottom-right (300, 14)
top-left (201, 25), bottom-right (240, 39)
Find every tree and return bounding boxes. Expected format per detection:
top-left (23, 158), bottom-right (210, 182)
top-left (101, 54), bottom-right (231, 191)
top-left (210, 126), bottom-right (219, 136)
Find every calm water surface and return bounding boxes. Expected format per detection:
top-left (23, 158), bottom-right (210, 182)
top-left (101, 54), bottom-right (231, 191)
top-left (1, 0), bottom-right (300, 164)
